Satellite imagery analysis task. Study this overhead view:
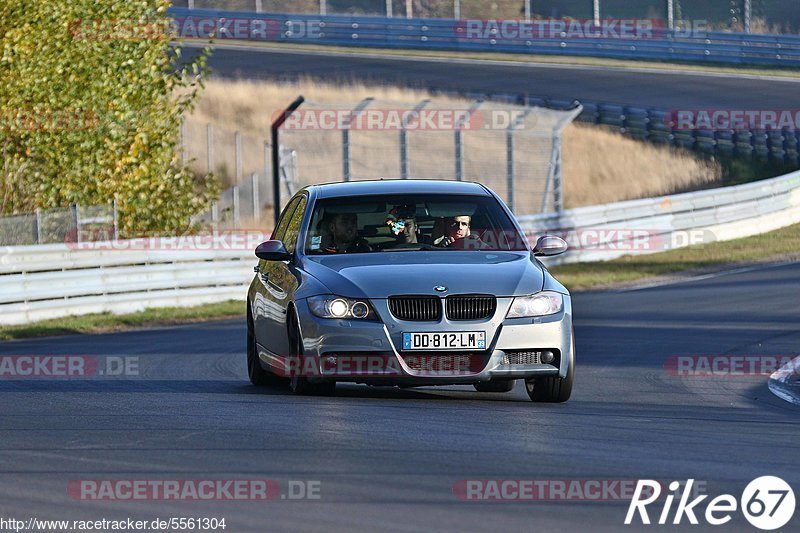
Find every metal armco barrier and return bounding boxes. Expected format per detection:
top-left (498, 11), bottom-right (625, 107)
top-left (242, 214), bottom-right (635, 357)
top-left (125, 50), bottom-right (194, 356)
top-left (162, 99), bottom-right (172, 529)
top-left (2, 169), bottom-right (800, 325)
top-left (167, 7), bottom-right (800, 67)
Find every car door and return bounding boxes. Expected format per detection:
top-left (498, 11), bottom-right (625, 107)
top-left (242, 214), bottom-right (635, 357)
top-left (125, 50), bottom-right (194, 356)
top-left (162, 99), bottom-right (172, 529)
top-left (257, 195), bottom-right (307, 357)
top-left (253, 197), bottom-right (301, 353)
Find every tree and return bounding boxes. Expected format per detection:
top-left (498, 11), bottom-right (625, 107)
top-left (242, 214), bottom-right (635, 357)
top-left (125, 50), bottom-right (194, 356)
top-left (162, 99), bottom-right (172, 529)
top-left (0, 0), bottom-right (217, 236)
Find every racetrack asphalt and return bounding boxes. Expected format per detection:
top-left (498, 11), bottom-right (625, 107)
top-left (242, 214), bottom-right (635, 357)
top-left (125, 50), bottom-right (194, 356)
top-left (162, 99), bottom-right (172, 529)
top-left (0, 261), bottom-right (798, 531)
top-left (186, 44), bottom-right (800, 110)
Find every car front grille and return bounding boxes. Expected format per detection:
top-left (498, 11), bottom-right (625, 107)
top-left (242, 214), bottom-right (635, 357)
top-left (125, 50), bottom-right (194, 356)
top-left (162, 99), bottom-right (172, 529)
top-left (445, 295), bottom-right (497, 321)
top-left (388, 296), bottom-right (441, 321)
top-left (502, 350), bottom-right (560, 366)
top-left (503, 350), bottom-right (542, 365)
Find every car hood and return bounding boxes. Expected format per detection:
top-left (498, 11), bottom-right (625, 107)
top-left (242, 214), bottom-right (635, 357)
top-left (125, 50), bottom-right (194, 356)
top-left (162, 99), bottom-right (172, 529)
top-left (302, 251), bottom-right (544, 298)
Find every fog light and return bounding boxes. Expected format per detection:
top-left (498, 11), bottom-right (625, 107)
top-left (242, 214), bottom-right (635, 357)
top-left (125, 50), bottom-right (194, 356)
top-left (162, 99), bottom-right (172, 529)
top-left (541, 350), bottom-right (556, 364)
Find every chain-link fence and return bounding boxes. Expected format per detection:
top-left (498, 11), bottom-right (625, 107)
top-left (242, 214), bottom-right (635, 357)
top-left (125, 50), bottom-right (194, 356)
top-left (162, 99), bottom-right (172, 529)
top-left (0, 204), bottom-right (116, 246)
top-left (189, 97), bottom-right (581, 230)
top-left (172, 1), bottom-right (799, 35)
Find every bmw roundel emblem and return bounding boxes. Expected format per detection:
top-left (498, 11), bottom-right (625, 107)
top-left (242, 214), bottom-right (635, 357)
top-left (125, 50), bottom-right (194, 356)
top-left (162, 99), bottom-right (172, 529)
top-left (434, 286), bottom-right (448, 293)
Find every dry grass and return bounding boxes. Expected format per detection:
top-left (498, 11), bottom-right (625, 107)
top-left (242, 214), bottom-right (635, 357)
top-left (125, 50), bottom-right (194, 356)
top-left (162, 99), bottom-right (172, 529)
top-left (185, 78), bottom-right (721, 210)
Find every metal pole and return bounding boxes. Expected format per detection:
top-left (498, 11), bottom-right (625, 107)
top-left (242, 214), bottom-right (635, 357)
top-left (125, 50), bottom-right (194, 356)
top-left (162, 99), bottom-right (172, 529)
top-left (505, 109), bottom-right (533, 213)
top-left (593, 0), bottom-right (600, 26)
top-left (667, 0), bottom-right (674, 31)
top-left (206, 123), bottom-right (214, 174)
top-left (233, 186), bottom-right (240, 229)
top-left (386, 0), bottom-right (393, 17)
top-left (454, 101), bottom-right (483, 181)
top-left (744, 0), bottom-right (751, 33)
top-left (251, 173), bottom-right (260, 223)
top-left (342, 98), bottom-right (374, 182)
top-left (112, 199), bottom-right (118, 240)
top-left (400, 100), bottom-right (430, 179)
top-left (188, 0), bottom-right (194, 9)
top-left (454, 0), bottom-right (460, 20)
top-left (235, 131), bottom-right (242, 183)
top-left (71, 204), bottom-right (80, 244)
top-left (211, 203), bottom-right (219, 230)
top-left (525, 0), bottom-right (531, 21)
top-left (255, 0), bottom-right (262, 14)
top-left (406, 0), bottom-right (413, 19)
top-left (320, 0), bottom-right (327, 16)
top-left (271, 96), bottom-right (305, 227)
top-left (35, 208), bottom-right (42, 244)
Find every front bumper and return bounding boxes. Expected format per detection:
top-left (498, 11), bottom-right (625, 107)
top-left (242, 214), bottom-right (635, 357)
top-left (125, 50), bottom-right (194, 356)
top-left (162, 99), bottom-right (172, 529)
top-left (285, 296), bottom-right (574, 385)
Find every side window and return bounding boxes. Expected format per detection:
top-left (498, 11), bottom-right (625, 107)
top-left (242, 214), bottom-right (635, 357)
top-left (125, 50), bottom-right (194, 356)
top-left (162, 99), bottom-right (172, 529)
top-left (282, 197), bottom-right (308, 254)
top-left (272, 198), bottom-right (300, 243)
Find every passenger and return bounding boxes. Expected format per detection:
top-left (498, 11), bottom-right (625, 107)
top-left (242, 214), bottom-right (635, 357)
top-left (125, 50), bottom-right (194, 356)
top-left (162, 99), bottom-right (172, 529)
top-left (322, 213), bottom-right (371, 253)
top-left (433, 215), bottom-right (471, 247)
top-left (385, 205), bottom-right (419, 245)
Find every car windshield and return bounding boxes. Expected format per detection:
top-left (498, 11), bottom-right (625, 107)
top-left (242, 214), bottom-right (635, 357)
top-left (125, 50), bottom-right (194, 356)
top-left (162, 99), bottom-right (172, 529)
top-left (305, 193), bottom-right (528, 254)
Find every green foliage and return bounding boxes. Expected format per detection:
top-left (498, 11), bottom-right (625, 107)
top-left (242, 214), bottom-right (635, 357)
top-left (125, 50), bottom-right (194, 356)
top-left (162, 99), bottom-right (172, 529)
top-left (0, 0), bottom-right (218, 236)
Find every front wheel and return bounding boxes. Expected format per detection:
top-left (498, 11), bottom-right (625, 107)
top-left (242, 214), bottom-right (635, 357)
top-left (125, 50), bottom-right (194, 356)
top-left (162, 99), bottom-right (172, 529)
top-left (525, 340), bottom-right (574, 403)
top-left (287, 310), bottom-right (336, 396)
top-left (247, 303), bottom-right (280, 386)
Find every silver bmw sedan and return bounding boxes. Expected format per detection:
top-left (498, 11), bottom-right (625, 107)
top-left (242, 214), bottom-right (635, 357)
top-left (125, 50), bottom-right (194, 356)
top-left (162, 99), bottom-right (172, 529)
top-left (247, 180), bottom-right (573, 402)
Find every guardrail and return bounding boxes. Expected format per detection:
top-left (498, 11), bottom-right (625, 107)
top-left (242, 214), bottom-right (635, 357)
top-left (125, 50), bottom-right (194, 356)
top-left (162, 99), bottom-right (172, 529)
top-left (1, 169), bottom-right (798, 325)
top-left (0, 244), bottom-right (255, 325)
top-left (168, 7), bottom-right (800, 67)
top-left (519, 168), bottom-right (800, 265)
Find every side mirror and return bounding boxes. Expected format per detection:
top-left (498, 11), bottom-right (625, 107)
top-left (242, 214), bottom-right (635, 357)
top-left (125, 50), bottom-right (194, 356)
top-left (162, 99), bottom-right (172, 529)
top-left (533, 235), bottom-right (568, 257)
top-left (255, 240), bottom-right (292, 261)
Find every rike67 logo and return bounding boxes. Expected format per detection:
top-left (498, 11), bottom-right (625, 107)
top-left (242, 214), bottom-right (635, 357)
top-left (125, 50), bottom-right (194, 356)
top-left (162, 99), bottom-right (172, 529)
top-left (625, 477), bottom-right (795, 530)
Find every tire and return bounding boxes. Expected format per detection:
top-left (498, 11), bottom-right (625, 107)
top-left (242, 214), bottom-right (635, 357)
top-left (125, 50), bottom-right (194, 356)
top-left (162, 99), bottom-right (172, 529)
top-left (247, 303), bottom-right (278, 386)
top-left (474, 380), bottom-right (515, 393)
top-left (287, 309), bottom-right (336, 396)
top-left (525, 341), bottom-right (574, 403)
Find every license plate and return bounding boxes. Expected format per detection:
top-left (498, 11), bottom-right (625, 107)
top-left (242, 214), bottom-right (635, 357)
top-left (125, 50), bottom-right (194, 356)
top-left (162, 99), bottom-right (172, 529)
top-left (402, 331), bottom-right (486, 351)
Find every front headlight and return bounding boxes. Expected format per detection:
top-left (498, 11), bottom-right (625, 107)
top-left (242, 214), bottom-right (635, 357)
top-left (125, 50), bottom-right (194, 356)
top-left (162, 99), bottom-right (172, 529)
top-left (506, 291), bottom-right (564, 318)
top-left (308, 295), bottom-right (378, 320)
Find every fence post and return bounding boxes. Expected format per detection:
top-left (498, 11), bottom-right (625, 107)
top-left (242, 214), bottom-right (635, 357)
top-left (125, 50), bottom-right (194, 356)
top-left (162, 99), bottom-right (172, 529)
top-left (505, 109), bottom-right (533, 213)
top-left (235, 131), bottom-right (243, 183)
top-left (386, 0), bottom-right (393, 17)
top-left (525, 0), bottom-right (531, 21)
top-left (206, 123), bottom-right (214, 174)
top-left (112, 199), bottom-right (118, 241)
top-left (667, 0), bottom-right (674, 30)
top-left (251, 173), bottom-right (261, 223)
top-left (232, 186), bottom-right (240, 229)
top-left (342, 98), bottom-right (374, 182)
top-left (70, 204), bottom-right (80, 244)
top-left (744, 0), bottom-right (751, 33)
top-left (35, 208), bottom-right (42, 244)
top-left (593, 0), bottom-right (600, 26)
top-left (255, 0), bottom-right (263, 13)
top-left (400, 100), bottom-right (430, 179)
top-left (406, 0), bottom-right (413, 18)
top-left (454, 0), bottom-right (460, 20)
top-left (188, 0), bottom-right (194, 9)
top-left (320, 0), bottom-right (327, 16)
top-left (454, 100), bottom-right (483, 181)
top-left (211, 203), bottom-right (219, 230)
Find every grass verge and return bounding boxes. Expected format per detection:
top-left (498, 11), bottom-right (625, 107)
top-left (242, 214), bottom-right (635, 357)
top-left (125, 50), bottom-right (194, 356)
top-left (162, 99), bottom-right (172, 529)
top-left (1, 223), bottom-right (798, 340)
top-left (0, 300), bottom-right (244, 341)
top-left (551, 222), bottom-right (800, 290)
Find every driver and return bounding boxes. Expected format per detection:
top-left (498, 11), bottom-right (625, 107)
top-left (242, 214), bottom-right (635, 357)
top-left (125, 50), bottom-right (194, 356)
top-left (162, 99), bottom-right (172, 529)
top-left (322, 213), bottom-right (371, 253)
